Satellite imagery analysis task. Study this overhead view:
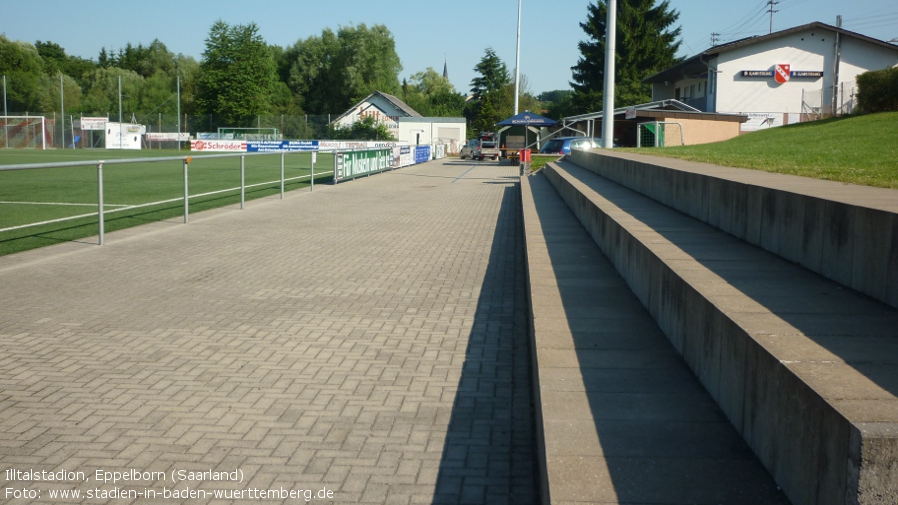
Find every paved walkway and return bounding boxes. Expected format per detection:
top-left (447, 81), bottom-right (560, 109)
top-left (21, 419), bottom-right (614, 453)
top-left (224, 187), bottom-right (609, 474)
top-left (0, 159), bottom-right (534, 504)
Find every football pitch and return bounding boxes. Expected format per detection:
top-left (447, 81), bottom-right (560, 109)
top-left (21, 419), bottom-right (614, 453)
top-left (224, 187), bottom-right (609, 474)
top-left (0, 149), bottom-right (335, 256)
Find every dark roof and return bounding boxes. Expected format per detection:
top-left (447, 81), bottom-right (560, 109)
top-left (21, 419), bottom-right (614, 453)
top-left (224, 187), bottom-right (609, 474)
top-left (374, 91), bottom-right (422, 118)
top-left (644, 21), bottom-right (898, 84)
top-left (334, 91), bottom-right (422, 123)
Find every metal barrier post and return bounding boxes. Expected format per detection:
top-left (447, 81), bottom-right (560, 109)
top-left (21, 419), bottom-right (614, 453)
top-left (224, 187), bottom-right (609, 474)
top-left (310, 152), bottom-right (315, 191)
top-left (240, 155), bottom-right (245, 209)
top-left (183, 158), bottom-right (189, 223)
top-left (97, 162), bottom-right (105, 245)
top-left (280, 152), bottom-right (285, 199)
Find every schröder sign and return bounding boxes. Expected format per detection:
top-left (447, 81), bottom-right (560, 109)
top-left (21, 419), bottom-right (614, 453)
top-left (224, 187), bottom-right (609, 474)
top-left (190, 140), bottom-right (247, 151)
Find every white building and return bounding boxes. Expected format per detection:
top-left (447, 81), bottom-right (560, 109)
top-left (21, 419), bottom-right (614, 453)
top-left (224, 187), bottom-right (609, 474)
top-left (397, 117), bottom-right (465, 153)
top-left (333, 91), bottom-right (422, 132)
top-left (644, 22), bottom-right (898, 131)
top-left (333, 90), bottom-right (466, 153)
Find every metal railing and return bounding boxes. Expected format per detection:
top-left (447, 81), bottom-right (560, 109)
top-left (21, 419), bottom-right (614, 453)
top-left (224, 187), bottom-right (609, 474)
top-left (0, 150), bottom-right (339, 246)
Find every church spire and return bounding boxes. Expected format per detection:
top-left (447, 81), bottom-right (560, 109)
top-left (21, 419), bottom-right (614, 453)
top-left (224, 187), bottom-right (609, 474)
top-left (443, 55), bottom-right (449, 80)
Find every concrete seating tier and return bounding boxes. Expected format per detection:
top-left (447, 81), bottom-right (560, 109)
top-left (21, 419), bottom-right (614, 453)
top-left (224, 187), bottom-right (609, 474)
top-left (523, 156), bottom-right (898, 505)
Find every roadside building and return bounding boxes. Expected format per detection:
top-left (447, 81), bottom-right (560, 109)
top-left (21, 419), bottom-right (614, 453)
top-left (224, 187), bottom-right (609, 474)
top-left (643, 21), bottom-right (898, 132)
top-left (333, 90), bottom-right (465, 153)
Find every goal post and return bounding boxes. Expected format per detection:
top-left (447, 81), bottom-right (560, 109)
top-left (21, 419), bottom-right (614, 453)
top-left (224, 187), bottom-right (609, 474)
top-left (1, 116), bottom-right (49, 149)
top-left (216, 127), bottom-right (280, 141)
top-left (636, 121), bottom-right (684, 148)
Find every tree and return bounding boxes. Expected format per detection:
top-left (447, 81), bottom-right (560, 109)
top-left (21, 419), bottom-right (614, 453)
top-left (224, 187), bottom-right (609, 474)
top-left (0, 36), bottom-right (45, 111)
top-left (470, 48), bottom-right (510, 100)
top-left (195, 20), bottom-right (278, 126)
top-left (400, 67), bottom-right (465, 117)
top-left (539, 90), bottom-right (576, 119)
top-left (328, 115), bottom-right (395, 140)
top-left (35, 73), bottom-right (82, 113)
top-left (80, 67), bottom-right (143, 115)
top-left (571, 0), bottom-right (682, 113)
top-left (284, 24), bottom-right (402, 114)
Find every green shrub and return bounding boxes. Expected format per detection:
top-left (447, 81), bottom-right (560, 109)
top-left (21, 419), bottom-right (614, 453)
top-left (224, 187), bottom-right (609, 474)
top-left (856, 66), bottom-right (898, 113)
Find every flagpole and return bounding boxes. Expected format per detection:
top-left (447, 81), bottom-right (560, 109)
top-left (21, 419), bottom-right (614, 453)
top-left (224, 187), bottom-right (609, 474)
top-left (514, 0), bottom-right (522, 115)
top-left (601, 0), bottom-right (616, 149)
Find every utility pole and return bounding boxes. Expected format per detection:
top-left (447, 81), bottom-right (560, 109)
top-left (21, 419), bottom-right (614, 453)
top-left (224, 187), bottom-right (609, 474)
top-left (767, 0), bottom-right (779, 34)
top-left (711, 32), bottom-right (720, 47)
top-left (831, 15), bottom-right (843, 116)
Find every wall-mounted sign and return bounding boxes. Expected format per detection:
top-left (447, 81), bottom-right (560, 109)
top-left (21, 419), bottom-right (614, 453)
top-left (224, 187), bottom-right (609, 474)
top-left (791, 71), bottom-right (823, 78)
top-left (741, 67), bottom-right (824, 80)
top-left (80, 117), bottom-right (108, 130)
top-left (774, 64), bottom-right (791, 84)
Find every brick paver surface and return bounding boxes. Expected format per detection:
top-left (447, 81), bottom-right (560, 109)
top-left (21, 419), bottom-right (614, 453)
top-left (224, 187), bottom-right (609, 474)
top-left (0, 159), bottom-right (534, 504)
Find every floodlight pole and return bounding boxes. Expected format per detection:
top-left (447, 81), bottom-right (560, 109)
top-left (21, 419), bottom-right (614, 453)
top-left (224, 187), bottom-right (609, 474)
top-left (514, 0), bottom-right (522, 115)
top-left (118, 76), bottom-right (122, 123)
top-left (177, 75), bottom-right (182, 151)
top-left (60, 74), bottom-right (65, 150)
top-left (601, 0), bottom-right (617, 149)
top-left (3, 75), bottom-right (8, 148)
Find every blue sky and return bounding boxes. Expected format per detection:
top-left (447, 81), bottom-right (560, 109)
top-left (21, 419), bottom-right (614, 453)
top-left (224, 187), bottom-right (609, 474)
top-left (2, 0), bottom-right (896, 98)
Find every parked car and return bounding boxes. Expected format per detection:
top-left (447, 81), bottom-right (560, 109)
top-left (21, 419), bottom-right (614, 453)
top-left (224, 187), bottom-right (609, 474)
top-left (539, 137), bottom-right (597, 154)
top-left (460, 134), bottom-right (500, 161)
top-left (473, 140), bottom-right (500, 161)
top-left (539, 136), bottom-right (619, 154)
top-left (459, 139), bottom-right (477, 159)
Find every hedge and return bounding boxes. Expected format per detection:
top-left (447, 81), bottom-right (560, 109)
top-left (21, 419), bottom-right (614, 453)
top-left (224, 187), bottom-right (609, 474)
top-left (856, 66), bottom-right (898, 113)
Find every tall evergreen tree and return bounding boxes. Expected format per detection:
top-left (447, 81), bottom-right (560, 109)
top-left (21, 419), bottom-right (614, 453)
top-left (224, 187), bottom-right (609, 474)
top-left (571, 0), bottom-right (682, 113)
top-left (469, 48), bottom-right (510, 100)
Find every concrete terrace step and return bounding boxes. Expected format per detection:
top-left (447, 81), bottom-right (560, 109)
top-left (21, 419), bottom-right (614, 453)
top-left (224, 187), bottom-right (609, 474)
top-left (540, 159), bottom-right (898, 505)
top-left (520, 173), bottom-right (788, 504)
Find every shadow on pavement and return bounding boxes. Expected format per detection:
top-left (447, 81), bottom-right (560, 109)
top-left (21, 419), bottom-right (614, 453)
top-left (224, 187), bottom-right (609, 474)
top-left (432, 185), bottom-right (538, 504)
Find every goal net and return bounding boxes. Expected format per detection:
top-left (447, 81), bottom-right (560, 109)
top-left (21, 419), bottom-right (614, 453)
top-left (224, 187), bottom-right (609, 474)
top-left (216, 127), bottom-right (280, 141)
top-left (637, 121), bottom-right (685, 148)
top-left (1, 116), bottom-right (50, 149)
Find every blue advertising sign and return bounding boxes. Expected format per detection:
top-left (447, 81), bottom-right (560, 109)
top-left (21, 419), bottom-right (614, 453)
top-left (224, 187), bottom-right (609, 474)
top-left (414, 146), bottom-right (431, 164)
top-left (246, 140), bottom-right (319, 152)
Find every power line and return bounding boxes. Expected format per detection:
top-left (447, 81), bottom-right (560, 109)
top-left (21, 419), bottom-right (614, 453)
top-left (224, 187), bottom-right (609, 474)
top-left (716, 0), bottom-right (769, 35)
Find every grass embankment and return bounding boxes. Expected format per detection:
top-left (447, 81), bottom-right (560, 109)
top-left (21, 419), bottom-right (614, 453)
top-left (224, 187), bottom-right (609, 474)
top-left (529, 155), bottom-right (560, 173)
top-left (622, 112), bottom-right (898, 189)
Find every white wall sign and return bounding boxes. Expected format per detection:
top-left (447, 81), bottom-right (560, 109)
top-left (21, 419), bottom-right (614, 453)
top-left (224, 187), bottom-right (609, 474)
top-left (105, 122), bottom-right (144, 150)
top-left (80, 117), bottom-right (108, 130)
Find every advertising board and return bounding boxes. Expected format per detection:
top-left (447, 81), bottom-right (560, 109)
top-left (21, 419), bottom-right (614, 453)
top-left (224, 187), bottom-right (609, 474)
top-left (105, 122), bottom-right (144, 150)
top-left (246, 140), bottom-right (319, 152)
top-left (80, 117), bottom-right (108, 130)
top-left (414, 146), bottom-right (431, 164)
top-left (146, 132), bottom-right (190, 142)
top-left (190, 139), bottom-right (247, 152)
top-left (337, 149), bottom-right (391, 181)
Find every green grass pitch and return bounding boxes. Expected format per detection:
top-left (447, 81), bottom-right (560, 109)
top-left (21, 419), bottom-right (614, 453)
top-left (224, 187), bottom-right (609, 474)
top-left (0, 149), bottom-right (335, 256)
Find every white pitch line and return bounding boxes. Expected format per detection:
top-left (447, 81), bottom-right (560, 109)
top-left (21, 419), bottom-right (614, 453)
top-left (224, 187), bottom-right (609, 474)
top-left (0, 201), bottom-right (131, 207)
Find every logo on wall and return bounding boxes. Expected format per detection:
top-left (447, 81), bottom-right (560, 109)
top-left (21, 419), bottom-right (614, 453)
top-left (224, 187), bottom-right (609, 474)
top-left (741, 66), bottom-right (822, 81)
top-left (774, 64), bottom-right (791, 84)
